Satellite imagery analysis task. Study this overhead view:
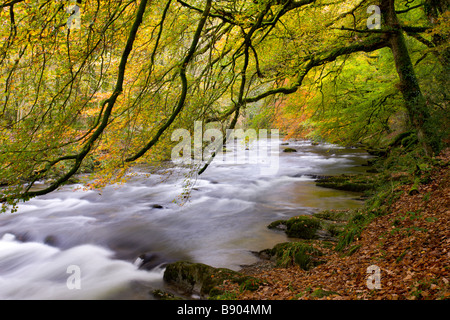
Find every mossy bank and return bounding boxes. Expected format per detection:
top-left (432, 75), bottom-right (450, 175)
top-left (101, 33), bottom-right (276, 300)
top-left (159, 261), bottom-right (263, 300)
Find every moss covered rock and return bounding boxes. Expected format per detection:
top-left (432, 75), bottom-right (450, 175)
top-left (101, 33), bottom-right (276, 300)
top-left (163, 261), bottom-right (262, 299)
top-left (267, 219), bottom-right (287, 231)
top-left (286, 215), bottom-right (322, 239)
top-left (259, 241), bottom-right (325, 270)
top-left (315, 174), bottom-right (376, 192)
top-left (268, 214), bottom-right (343, 240)
top-left (151, 289), bottom-right (183, 300)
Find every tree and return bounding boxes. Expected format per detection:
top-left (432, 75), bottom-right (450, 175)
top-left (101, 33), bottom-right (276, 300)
top-left (0, 0), bottom-right (447, 208)
top-left (381, 0), bottom-right (434, 155)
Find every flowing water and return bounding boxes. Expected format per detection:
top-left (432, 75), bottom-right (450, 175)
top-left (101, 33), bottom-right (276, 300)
top-left (0, 139), bottom-right (373, 299)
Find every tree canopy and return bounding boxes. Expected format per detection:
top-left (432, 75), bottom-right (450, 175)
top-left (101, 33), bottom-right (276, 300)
top-left (0, 0), bottom-right (448, 209)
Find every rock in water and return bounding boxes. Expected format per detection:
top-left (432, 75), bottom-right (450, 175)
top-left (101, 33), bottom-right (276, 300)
top-left (163, 261), bottom-right (262, 299)
top-left (44, 235), bottom-right (58, 246)
top-left (135, 253), bottom-right (166, 270)
top-left (285, 216), bottom-right (322, 239)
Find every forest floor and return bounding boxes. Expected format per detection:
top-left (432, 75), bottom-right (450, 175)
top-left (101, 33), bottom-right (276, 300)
top-left (220, 148), bottom-right (450, 300)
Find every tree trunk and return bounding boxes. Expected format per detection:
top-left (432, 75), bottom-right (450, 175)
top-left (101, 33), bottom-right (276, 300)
top-left (381, 0), bottom-right (435, 155)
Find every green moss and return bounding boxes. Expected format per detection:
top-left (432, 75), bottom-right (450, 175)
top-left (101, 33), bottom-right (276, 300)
top-left (163, 261), bottom-right (263, 299)
top-left (312, 210), bottom-right (353, 222)
top-left (267, 220), bottom-right (287, 230)
top-left (310, 288), bottom-right (339, 298)
top-left (210, 290), bottom-right (238, 300)
top-left (266, 241), bottom-right (324, 270)
top-left (315, 175), bottom-right (376, 192)
top-left (286, 216), bottom-right (322, 239)
top-left (325, 223), bottom-right (345, 237)
top-left (310, 288), bottom-right (338, 298)
top-left (239, 278), bottom-right (262, 291)
top-left (152, 289), bottom-right (183, 300)
top-left (408, 177), bottom-right (421, 195)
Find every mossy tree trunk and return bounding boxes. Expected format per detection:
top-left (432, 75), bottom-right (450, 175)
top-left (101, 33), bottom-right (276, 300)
top-left (381, 0), bottom-right (435, 155)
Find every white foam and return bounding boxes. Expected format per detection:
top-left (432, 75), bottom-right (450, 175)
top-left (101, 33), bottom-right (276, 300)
top-left (0, 236), bottom-right (161, 300)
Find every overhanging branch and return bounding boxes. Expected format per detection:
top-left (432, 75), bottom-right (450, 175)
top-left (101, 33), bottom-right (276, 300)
top-left (125, 0), bottom-right (213, 163)
top-left (1, 0), bottom-right (151, 203)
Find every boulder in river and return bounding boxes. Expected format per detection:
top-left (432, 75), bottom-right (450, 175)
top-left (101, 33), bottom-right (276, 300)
top-left (285, 215), bottom-right (322, 239)
top-left (266, 220), bottom-right (287, 231)
top-left (44, 235), bottom-right (58, 246)
top-left (163, 261), bottom-right (262, 299)
top-left (283, 147), bottom-right (297, 153)
top-left (315, 174), bottom-right (376, 192)
top-left (135, 252), bottom-right (167, 270)
top-left (268, 213), bottom-right (346, 241)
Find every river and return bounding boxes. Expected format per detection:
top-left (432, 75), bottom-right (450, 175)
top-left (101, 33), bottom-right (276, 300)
top-left (0, 139), bottom-right (373, 299)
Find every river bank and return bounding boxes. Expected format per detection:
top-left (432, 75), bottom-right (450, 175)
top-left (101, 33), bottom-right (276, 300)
top-left (161, 147), bottom-right (450, 300)
top-left (214, 148), bottom-right (450, 300)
